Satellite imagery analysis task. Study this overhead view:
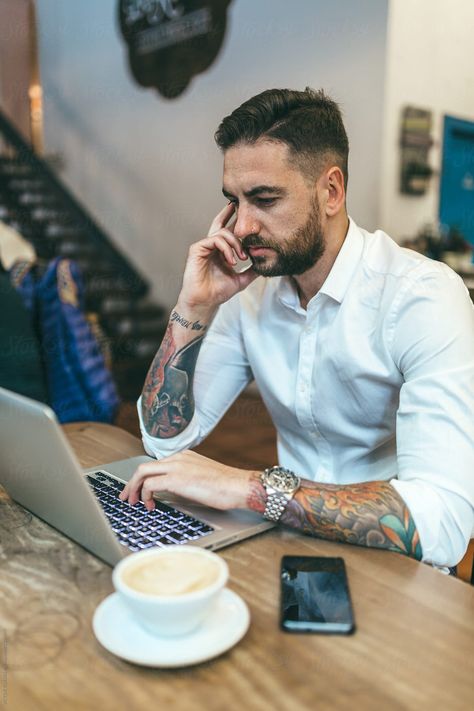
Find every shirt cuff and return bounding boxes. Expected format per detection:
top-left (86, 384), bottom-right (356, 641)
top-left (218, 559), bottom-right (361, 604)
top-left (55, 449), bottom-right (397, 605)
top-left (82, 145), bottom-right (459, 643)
top-left (136, 396), bottom-right (202, 459)
top-left (390, 478), bottom-right (473, 567)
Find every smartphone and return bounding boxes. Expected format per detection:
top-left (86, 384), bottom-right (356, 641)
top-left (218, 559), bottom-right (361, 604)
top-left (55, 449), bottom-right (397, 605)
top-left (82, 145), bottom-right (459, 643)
top-left (280, 555), bottom-right (355, 634)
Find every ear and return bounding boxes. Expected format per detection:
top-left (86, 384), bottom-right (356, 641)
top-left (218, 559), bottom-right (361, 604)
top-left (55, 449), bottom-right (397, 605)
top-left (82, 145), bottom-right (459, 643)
top-left (319, 166), bottom-right (346, 217)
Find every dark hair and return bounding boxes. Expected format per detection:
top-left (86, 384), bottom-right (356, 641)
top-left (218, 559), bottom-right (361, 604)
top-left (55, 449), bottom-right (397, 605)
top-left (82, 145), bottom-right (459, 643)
top-left (215, 87), bottom-right (349, 189)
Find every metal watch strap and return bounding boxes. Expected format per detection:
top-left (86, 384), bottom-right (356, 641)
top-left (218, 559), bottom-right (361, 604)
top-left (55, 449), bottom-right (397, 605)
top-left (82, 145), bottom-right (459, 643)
top-left (264, 492), bottom-right (290, 522)
top-left (261, 465), bottom-right (300, 522)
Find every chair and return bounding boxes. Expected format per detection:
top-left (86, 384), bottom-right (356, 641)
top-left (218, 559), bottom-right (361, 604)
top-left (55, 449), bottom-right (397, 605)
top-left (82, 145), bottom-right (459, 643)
top-left (456, 540), bottom-right (474, 584)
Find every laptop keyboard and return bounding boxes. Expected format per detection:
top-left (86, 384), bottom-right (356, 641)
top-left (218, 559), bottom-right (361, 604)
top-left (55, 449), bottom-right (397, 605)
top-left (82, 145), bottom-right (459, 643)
top-left (86, 471), bottom-right (214, 552)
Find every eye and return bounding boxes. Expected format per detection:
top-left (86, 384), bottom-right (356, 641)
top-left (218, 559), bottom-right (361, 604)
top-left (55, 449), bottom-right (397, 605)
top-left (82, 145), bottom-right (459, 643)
top-left (256, 197), bottom-right (276, 207)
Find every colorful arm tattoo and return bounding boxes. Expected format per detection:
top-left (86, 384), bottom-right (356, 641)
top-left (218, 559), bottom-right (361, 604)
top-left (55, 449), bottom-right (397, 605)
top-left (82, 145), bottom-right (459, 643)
top-left (247, 474), bottom-right (422, 560)
top-left (141, 311), bottom-right (208, 438)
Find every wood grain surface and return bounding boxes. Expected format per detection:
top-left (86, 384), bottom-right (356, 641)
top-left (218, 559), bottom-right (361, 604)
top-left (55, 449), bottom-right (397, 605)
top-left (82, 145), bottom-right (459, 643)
top-left (0, 422), bottom-right (473, 711)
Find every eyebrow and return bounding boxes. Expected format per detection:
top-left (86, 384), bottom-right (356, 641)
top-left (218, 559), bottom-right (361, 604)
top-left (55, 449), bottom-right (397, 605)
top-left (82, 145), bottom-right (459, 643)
top-left (222, 185), bottom-right (287, 199)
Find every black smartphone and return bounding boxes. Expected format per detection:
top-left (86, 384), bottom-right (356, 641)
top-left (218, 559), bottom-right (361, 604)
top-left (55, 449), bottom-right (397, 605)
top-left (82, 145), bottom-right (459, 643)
top-left (280, 555), bottom-right (355, 634)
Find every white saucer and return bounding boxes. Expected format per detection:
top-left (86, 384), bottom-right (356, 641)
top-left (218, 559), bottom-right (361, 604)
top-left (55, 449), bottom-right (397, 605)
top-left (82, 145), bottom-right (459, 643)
top-left (92, 589), bottom-right (250, 667)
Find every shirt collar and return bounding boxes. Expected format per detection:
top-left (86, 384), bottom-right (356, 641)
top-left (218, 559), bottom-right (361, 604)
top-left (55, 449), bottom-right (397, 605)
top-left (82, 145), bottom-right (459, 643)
top-left (318, 217), bottom-right (363, 304)
top-left (276, 216), bottom-right (363, 310)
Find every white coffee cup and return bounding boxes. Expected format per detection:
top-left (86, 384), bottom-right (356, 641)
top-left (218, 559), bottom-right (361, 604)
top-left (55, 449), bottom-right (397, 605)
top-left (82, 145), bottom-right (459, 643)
top-left (112, 546), bottom-right (229, 637)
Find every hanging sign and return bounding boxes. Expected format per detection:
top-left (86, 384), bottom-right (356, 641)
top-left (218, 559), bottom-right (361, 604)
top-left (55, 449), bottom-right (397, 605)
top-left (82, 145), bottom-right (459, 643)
top-left (118, 0), bottom-right (233, 99)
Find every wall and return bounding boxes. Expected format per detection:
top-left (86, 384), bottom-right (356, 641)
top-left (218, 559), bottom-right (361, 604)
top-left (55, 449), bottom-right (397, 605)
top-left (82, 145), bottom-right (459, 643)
top-left (0, 0), bottom-right (34, 142)
top-left (36, 0), bottom-right (388, 308)
top-left (379, 0), bottom-right (474, 241)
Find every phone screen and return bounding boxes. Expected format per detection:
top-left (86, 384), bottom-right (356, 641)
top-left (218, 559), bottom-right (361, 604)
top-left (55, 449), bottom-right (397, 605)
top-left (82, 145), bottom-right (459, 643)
top-left (280, 556), bottom-right (355, 634)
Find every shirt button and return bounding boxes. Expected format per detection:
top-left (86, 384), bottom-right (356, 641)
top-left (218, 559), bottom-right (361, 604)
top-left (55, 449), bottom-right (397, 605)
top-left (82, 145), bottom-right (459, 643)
top-left (299, 383), bottom-right (306, 392)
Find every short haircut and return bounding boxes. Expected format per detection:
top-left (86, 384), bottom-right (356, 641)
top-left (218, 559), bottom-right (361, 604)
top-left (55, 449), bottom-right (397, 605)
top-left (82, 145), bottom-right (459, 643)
top-left (215, 87), bottom-right (349, 189)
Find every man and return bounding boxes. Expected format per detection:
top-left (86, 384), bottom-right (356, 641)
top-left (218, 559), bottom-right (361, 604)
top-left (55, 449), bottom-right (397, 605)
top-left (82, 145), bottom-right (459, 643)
top-left (120, 88), bottom-right (474, 568)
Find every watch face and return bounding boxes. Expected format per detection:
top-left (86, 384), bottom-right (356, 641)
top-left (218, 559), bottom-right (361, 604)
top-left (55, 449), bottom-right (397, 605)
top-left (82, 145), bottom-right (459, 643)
top-left (266, 468), bottom-right (299, 493)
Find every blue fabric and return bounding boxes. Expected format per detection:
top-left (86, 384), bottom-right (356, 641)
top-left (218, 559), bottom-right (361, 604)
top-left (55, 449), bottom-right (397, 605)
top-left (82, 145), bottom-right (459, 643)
top-left (13, 257), bottom-right (120, 423)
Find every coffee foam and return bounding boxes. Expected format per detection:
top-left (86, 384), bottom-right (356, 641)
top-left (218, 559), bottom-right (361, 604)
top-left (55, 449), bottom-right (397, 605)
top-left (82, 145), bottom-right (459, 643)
top-left (121, 552), bottom-right (220, 596)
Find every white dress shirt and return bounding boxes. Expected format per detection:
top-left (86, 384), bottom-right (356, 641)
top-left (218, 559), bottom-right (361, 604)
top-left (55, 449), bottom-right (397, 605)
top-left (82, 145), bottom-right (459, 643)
top-left (139, 218), bottom-right (474, 567)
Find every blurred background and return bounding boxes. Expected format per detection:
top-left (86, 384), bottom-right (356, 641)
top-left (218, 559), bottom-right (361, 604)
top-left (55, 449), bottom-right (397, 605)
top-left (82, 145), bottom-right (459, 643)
top-left (0, 0), bottom-right (473, 415)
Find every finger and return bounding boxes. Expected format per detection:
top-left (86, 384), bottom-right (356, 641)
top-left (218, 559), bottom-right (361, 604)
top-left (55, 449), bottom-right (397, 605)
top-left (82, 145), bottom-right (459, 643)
top-left (141, 473), bottom-right (179, 510)
top-left (199, 230), bottom-right (247, 262)
top-left (121, 451), bottom-right (201, 508)
top-left (196, 233), bottom-right (239, 266)
top-left (217, 229), bottom-right (248, 261)
top-left (208, 202), bottom-right (235, 234)
top-left (214, 235), bottom-right (238, 266)
top-left (118, 482), bottom-right (129, 500)
top-left (141, 479), bottom-right (157, 511)
top-left (122, 462), bottom-right (169, 505)
top-left (118, 455), bottom-right (183, 503)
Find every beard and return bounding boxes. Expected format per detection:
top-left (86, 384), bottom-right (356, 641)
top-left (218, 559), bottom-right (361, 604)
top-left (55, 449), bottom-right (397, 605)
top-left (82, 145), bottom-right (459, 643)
top-left (241, 197), bottom-right (325, 277)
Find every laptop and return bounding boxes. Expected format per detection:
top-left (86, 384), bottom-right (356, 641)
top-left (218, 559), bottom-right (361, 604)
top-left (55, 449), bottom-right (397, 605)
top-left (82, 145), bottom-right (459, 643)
top-left (0, 387), bottom-right (274, 566)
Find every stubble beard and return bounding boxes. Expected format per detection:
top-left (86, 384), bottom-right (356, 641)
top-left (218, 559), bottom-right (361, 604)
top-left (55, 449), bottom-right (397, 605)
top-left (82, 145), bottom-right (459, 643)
top-left (241, 198), bottom-right (325, 277)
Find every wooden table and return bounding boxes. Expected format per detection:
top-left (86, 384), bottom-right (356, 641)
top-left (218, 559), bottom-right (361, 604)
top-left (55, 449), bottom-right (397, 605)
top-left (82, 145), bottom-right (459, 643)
top-left (0, 423), bottom-right (473, 711)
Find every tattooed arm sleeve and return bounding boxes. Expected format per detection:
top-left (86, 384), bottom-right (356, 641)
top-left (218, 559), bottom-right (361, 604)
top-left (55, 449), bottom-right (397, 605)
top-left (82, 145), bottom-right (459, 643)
top-left (141, 308), bottom-right (211, 438)
top-left (247, 476), bottom-right (422, 560)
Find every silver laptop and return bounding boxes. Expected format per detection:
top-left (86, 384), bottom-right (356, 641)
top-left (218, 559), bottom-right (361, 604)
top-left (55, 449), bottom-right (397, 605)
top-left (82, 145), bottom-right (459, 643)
top-left (0, 387), bottom-right (274, 566)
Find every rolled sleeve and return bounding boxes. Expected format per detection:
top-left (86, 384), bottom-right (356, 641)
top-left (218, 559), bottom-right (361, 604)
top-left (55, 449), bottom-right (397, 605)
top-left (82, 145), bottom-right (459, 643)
top-left (137, 400), bottom-right (202, 458)
top-left (389, 264), bottom-right (474, 566)
top-left (391, 478), bottom-right (473, 566)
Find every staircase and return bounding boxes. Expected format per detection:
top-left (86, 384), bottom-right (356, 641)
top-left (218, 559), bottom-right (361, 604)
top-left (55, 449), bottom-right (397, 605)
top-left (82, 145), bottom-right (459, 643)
top-left (0, 109), bottom-right (168, 400)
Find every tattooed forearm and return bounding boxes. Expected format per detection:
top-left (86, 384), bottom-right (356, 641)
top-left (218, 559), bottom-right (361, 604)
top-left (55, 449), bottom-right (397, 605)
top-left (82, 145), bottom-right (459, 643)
top-left (141, 309), bottom-right (209, 438)
top-left (248, 474), bottom-right (422, 560)
top-left (170, 310), bottom-right (207, 332)
top-left (284, 480), bottom-right (422, 559)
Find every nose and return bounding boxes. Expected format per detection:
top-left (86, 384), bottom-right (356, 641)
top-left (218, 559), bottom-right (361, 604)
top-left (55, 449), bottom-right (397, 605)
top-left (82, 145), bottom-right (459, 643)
top-left (233, 204), bottom-right (260, 239)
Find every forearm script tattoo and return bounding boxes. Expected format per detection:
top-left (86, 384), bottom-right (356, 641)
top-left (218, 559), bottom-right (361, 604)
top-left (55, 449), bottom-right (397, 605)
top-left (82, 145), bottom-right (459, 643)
top-left (141, 312), bottom-right (208, 438)
top-left (248, 474), bottom-right (422, 560)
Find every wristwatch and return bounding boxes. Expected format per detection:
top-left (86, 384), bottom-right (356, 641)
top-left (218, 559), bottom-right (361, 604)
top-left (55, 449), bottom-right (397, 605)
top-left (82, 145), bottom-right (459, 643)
top-left (260, 465), bottom-right (301, 522)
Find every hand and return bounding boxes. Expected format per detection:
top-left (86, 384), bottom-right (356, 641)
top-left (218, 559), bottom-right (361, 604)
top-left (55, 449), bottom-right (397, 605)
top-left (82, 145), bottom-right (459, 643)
top-left (118, 450), bottom-right (258, 511)
top-left (178, 203), bottom-right (259, 310)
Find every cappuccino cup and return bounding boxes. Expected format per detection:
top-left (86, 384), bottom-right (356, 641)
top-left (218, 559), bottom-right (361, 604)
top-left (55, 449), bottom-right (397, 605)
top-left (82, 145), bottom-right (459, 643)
top-left (113, 546), bottom-right (228, 637)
